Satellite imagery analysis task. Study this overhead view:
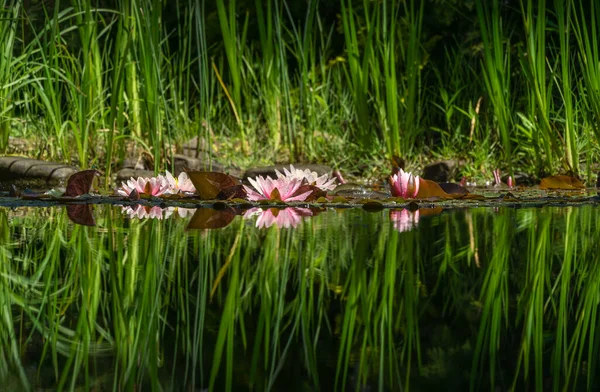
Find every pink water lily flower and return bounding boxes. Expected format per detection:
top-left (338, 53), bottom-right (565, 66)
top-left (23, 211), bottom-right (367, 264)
top-left (117, 176), bottom-right (170, 197)
top-left (390, 169), bottom-right (420, 199)
top-left (244, 175), bottom-right (313, 202)
top-left (390, 209), bottom-right (420, 232)
top-left (164, 170), bottom-right (196, 194)
top-left (275, 165), bottom-right (337, 191)
top-left (244, 207), bottom-right (313, 229)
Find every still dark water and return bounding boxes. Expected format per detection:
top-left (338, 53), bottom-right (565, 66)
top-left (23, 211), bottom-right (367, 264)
top-left (1, 204), bottom-right (599, 391)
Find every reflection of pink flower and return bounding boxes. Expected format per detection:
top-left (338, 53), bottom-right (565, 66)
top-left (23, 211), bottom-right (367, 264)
top-left (118, 176), bottom-right (170, 197)
top-left (275, 165), bottom-right (337, 191)
top-left (390, 209), bottom-right (420, 232)
top-left (165, 171), bottom-right (196, 194)
top-left (122, 205), bottom-right (166, 219)
top-left (243, 175), bottom-right (313, 202)
top-left (244, 207), bottom-right (313, 229)
top-left (164, 206), bottom-right (196, 218)
top-left (390, 169), bottom-right (420, 199)
top-left (122, 205), bottom-right (196, 220)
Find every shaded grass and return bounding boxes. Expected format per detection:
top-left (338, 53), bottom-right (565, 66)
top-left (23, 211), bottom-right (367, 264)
top-left (5, 2), bottom-right (600, 181)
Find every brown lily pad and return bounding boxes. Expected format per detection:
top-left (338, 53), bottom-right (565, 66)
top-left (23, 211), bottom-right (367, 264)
top-left (187, 171), bottom-right (242, 200)
top-left (539, 175), bottom-right (584, 190)
top-left (65, 170), bottom-right (99, 197)
top-left (416, 178), bottom-right (450, 199)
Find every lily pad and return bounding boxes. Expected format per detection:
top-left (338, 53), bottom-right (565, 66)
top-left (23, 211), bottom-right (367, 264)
top-left (539, 175), bottom-right (584, 190)
top-left (187, 171), bottom-right (242, 200)
top-left (416, 178), bottom-right (450, 199)
top-left (65, 170), bottom-right (99, 197)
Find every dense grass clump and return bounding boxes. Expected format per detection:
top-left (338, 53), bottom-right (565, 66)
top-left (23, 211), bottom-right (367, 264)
top-left (2, 0), bottom-right (600, 183)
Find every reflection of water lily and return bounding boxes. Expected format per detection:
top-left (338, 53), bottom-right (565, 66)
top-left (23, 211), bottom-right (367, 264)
top-left (164, 206), bottom-right (196, 219)
top-left (118, 176), bottom-right (170, 197)
top-left (244, 207), bottom-right (313, 229)
top-left (122, 205), bottom-right (166, 219)
top-left (390, 209), bottom-right (420, 232)
top-left (244, 175), bottom-right (313, 202)
top-left (275, 165), bottom-right (337, 191)
top-left (390, 169), bottom-right (420, 199)
top-left (165, 171), bottom-right (196, 194)
top-left (122, 205), bottom-right (196, 220)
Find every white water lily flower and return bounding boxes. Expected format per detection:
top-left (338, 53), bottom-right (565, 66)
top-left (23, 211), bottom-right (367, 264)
top-left (275, 165), bottom-right (337, 191)
top-left (164, 206), bottom-right (196, 219)
top-left (164, 170), bottom-right (196, 194)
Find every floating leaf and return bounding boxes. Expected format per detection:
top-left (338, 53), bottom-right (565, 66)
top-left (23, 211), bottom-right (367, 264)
top-left (66, 204), bottom-right (95, 226)
top-left (416, 178), bottom-right (450, 199)
top-left (270, 187), bottom-right (282, 201)
top-left (128, 189), bottom-right (140, 201)
top-left (438, 182), bottom-right (469, 195)
top-left (462, 193), bottom-right (486, 201)
top-left (65, 170), bottom-right (99, 197)
top-left (501, 192), bottom-right (520, 202)
top-left (316, 197), bottom-right (329, 203)
top-left (331, 195), bottom-right (349, 203)
top-left (217, 185), bottom-right (246, 200)
top-left (539, 175), bottom-right (585, 190)
top-left (230, 197), bottom-right (251, 204)
top-left (186, 171), bottom-right (241, 200)
top-left (187, 207), bottom-right (237, 230)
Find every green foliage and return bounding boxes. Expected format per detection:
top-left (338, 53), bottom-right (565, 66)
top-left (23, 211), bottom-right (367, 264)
top-left (3, 205), bottom-right (600, 390)
top-left (3, 0), bottom-right (600, 180)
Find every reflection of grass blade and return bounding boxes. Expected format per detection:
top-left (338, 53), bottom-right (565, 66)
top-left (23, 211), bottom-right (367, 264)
top-left (471, 210), bottom-right (511, 390)
top-left (209, 222), bottom-right (244, 391)
top-left (512, 211), bottom-right (552, 391)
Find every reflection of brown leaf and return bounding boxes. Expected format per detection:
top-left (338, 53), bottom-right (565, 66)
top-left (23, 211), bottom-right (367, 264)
top-left (416, 178), bottom-right (449, 198)
top-left (186, 208), bottom-right (237, 230)
top-left (186, 171), bottom-right (241, 200)
top-left (66, 205), bottom-right (95, 226)
top-left (362, 200), bottom-right (384, 212)
top-left (539, 175), bottom-right (585, 190)
top-left (418, 207), bottom-right (443, 217)
top-left (65, 170), bottom-right (99, 197)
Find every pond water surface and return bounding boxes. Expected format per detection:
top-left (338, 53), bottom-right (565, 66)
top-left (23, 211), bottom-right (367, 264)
top-left (1, 204), bottom-right (600, 391)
